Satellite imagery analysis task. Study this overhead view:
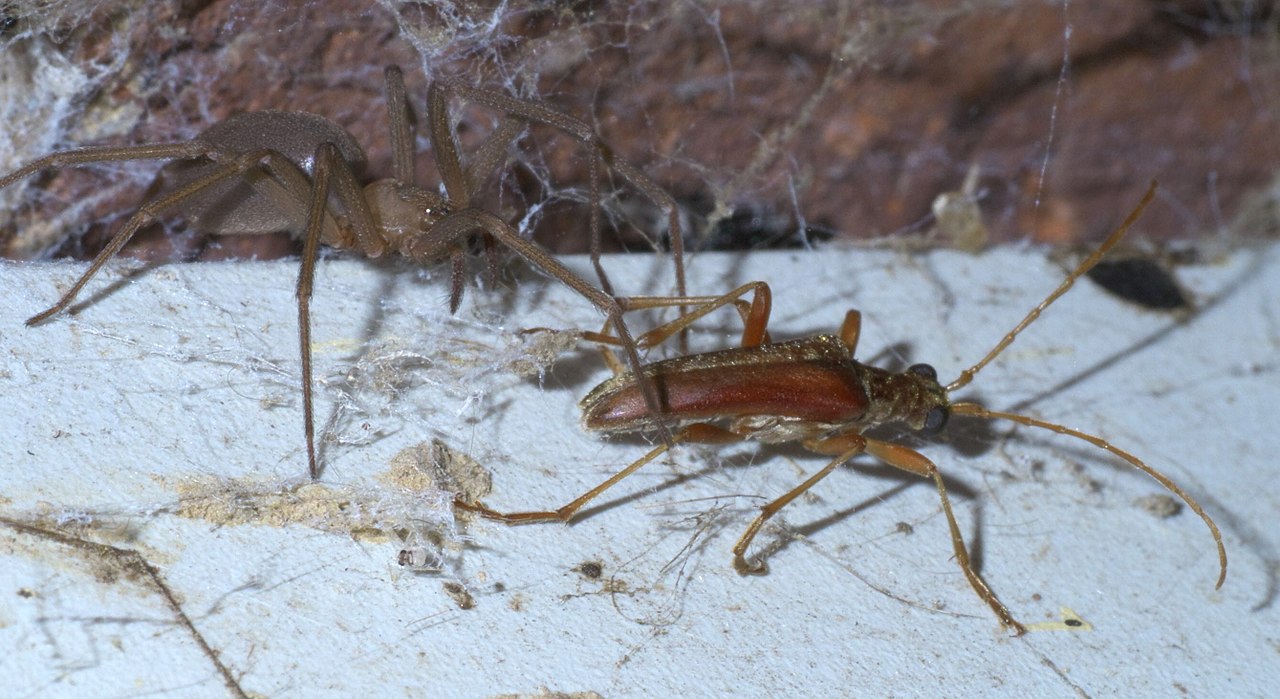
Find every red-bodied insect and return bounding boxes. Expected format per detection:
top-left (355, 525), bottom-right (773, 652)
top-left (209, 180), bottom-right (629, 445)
top-left (458, 182), bottom-right (1227, 635)
top-left (1, 65), bottom-right (684, 479)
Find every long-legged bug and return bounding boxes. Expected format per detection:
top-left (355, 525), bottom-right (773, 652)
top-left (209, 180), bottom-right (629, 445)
top-left (458, 182), bottom-right (1227, 635)
top-left (1, 65), bottom-right (685, 478)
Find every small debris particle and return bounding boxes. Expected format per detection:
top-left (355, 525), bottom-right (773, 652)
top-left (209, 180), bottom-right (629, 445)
top-left (489, 690), bottom-right (604, 699)
top-left (397, 547), bottom-right (442, 572)
top-left (574, 560), bottom-right (604, 580)
top-left (505, 328), bottom-right (584, 377)
top-left (382, 439), bottom-right (492, 511)
top-left (931, 170), bottom-right (988, 252)
top-left (442, 581), bottom-right (475, 610)
top-left (1134, 494), bottom-right (1182, 519)
top-left (1086, 257), bottom-right (1188, 311)
top-left (1026, 606), bottom-right (1093, 632)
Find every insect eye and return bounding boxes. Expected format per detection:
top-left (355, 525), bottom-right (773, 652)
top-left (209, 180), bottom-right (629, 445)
top-left (921, 406), bottom-right (949, 435)
top-left (908, 363), bottom-right (937, 381)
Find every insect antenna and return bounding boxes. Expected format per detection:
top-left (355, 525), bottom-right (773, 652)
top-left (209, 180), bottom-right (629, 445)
top-left (949, 402), bottom-right (1227, 588)
top-left (941, 179), bottom-right (1227, 589)
top-left (946, 180), bottom-right (1157, 393)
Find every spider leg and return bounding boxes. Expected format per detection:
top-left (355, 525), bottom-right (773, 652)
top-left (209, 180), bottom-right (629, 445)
top-left (585, 150), bottom-right (614, 297)
top-left (433, 80), bottom-right (686, 298)
top-left (383, 66), bottom-right (416, 185)
top-left (296, 145), bottom-right (336, 481)
top-left (448, 248), bottom-right (467, 314)
top-left (423, 79), bottom-right (682, 438)
top-left (291, 142), bottom-right (386, 479)
top-left (412, 207), bottom-right (664, 431)
top-left (426, 81), bottom-right (470, 205)
top-left (464, 116), bottom-right (526, 194)
top-left (0, 142), bottom-right (207, 190)
top-left (3, 141), bottom-right (207, 323)
top-left (24, 147), bottom-right (289, 325)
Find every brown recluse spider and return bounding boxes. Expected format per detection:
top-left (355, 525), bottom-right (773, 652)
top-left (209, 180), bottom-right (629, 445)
top-left (1, 65), bottom-right (685, 479)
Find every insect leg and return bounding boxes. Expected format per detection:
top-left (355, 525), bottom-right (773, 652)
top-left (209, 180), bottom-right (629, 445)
top-left (839, 309), bottom-right (861, 351)
top-left (422, 207), bottom-right (670, 436)
top-left (732, 434), bottom-right (868, 575)
top-left (456, 423), bottom-right (739, 524)
top-left (863, 437), bottom-right (1027, 635)
top-left (533, 281), bottom-right (771, 376)
top-left (578, 281), bottom-right (775, 359)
